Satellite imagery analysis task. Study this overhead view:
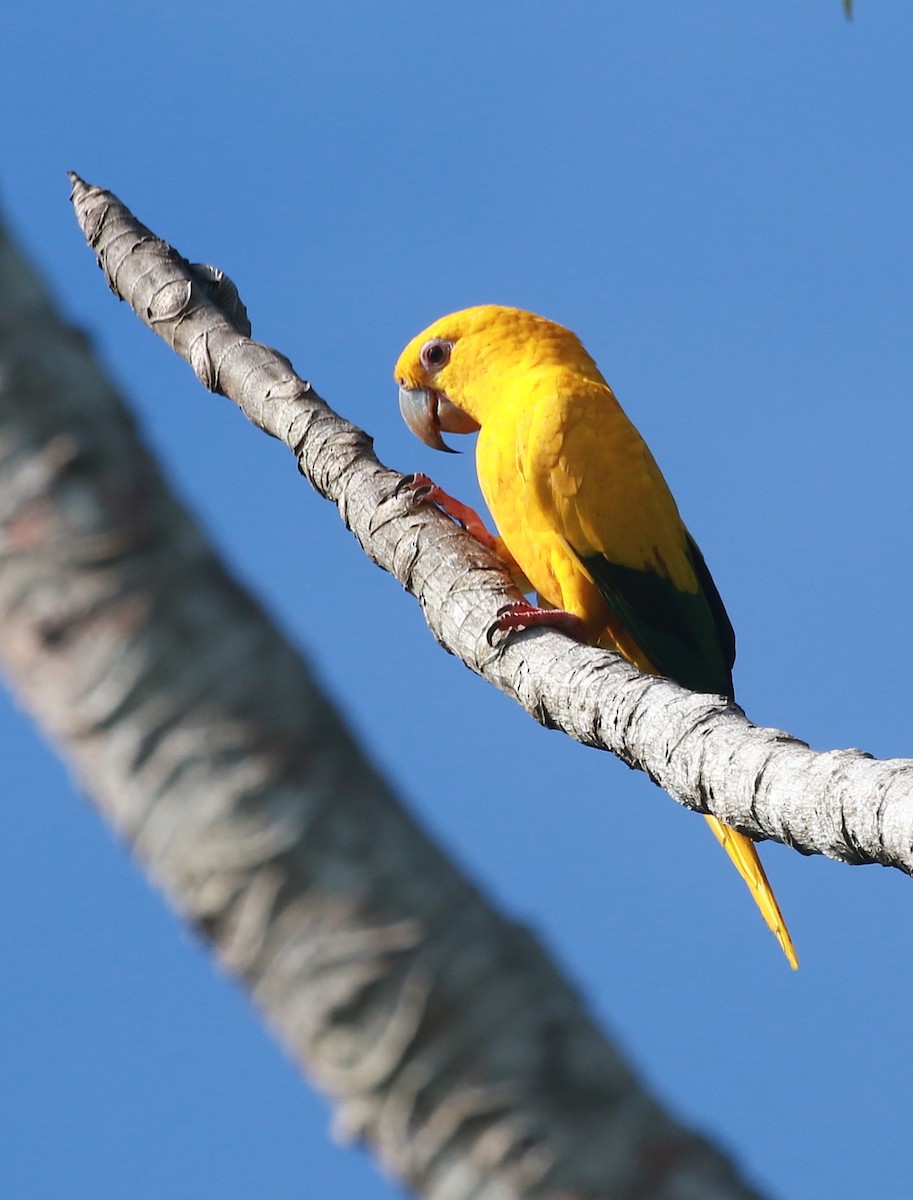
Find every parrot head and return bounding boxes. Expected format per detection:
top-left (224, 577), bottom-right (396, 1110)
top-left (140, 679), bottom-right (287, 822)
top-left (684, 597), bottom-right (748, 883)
top-left (394, 304), bottom-right (597, 452)
top-left (393, 308), bottom-right (484, 453)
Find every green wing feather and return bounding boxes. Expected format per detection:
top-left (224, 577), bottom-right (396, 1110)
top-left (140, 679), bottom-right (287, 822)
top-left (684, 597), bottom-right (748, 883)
top-left (577, 532), bottom-right (735, 698)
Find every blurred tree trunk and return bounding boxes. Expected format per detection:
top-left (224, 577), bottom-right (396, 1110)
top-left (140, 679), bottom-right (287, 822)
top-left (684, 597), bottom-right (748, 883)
top-left (0, 215), bottom-right (765, 1200)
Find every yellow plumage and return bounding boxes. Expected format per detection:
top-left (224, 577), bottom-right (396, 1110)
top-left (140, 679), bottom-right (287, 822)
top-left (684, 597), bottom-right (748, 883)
top-left (395, 305), bottom-right (797, 968)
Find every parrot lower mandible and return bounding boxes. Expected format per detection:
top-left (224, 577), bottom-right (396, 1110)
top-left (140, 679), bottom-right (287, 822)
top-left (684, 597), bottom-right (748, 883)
top-left (394, 304), bottom-right (797, 969)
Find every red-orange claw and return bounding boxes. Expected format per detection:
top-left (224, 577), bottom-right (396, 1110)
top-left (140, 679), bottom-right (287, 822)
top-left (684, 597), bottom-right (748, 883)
top-left (486, 600), bottom-right (588, 647)
top-left (395, 471), bottom-right (435, 501)
top-left (398, 474), bottom-right (497, 549)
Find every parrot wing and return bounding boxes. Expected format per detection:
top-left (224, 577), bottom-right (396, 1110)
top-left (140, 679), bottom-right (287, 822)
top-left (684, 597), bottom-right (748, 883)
top-left (542, 393), bottom-right (735, 697)
top-left (578, 530), bottom-right (735, 698)
top-left (539, 389), bottom-right (798, 967)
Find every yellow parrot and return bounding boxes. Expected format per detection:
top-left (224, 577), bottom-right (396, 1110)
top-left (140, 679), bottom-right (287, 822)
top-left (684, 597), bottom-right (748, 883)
top-left (394, 304), bottom-right (798, 968)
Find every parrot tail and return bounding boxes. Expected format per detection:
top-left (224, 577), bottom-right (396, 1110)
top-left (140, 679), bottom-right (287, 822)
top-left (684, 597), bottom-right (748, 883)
top-left (704, 815), bottom-right (799, 969)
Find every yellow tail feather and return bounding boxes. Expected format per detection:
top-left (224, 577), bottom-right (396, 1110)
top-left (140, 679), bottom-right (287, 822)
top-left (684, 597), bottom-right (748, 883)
top-left (704, 815), bottom-right (799, 969)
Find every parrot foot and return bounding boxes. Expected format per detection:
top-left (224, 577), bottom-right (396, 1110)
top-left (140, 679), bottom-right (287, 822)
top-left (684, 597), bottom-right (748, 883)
top-left (487, 600), bottom-right (588, 646)
top-left (397, 473), bottom-right (497, 549)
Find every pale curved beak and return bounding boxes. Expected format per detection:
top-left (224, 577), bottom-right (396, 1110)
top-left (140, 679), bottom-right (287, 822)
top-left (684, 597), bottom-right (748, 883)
top-left (398, 386), bottom-right (479, 454)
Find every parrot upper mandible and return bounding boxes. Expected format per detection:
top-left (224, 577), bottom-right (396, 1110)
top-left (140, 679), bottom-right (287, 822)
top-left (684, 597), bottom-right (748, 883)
top-left (394, 304), bottom-right (797, 969)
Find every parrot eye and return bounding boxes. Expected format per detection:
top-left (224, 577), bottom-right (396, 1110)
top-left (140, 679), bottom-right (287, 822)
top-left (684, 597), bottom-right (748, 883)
top-left (420, 338), bottom-right (452, 371)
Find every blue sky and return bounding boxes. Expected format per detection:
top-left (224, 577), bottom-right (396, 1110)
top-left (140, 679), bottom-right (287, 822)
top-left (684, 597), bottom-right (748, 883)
top-left (2, 4), bottom-right (912, 1198)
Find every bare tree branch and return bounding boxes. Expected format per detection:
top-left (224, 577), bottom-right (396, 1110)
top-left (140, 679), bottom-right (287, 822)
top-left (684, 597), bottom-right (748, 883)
top-left (0, 199), bottom-right (768, 1198)
top-left (67, 174), bottom-right (913, 882)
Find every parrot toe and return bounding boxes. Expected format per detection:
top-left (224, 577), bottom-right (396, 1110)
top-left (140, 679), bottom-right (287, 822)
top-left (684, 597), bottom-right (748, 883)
top-left (398, 474), bottom-right (496, 548)
top-left (395, 471), bottom-right (436, 501)
top-left (487, 600), bottom-right (588, 646)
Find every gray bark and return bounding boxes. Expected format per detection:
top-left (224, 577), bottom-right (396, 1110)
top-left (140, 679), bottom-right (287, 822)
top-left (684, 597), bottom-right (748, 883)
top-left (0, 195), bottom-right (769, 1198)
top-left (68, 174), bottom-right (913, 881)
